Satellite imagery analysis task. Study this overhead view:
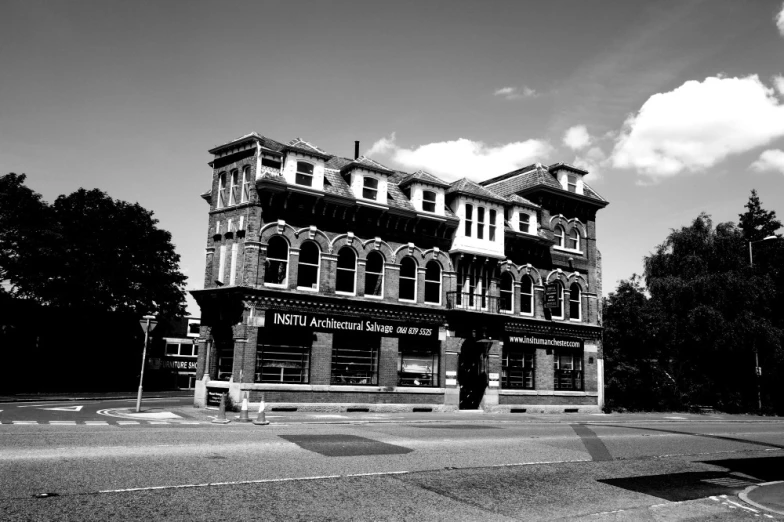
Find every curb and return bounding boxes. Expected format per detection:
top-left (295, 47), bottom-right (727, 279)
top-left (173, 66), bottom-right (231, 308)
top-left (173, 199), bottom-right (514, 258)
top-left (739, 481), bottom-right (784, 516)
top-left (0, 394), bottom-right (192, 404)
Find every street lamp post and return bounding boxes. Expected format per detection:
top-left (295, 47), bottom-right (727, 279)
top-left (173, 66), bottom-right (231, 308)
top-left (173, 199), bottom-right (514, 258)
top-left (136, 315), bottom-right (158, 413)
top-left (748, 235), bottom-right (780, 412)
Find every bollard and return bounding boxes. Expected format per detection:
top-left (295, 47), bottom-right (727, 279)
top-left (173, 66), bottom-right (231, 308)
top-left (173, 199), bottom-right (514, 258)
top-left (211, 394), bottom-right (231, 424)
top-left (253, 396), bottom-right (269, 426)
top-left (238, 395), bottom-right (251, 422)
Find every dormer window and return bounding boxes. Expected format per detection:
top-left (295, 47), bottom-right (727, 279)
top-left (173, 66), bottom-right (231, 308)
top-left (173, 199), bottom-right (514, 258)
top-left (567, 174), bottom-right (577, 193)
top-left (422, 190), bottom-right (436, 213)
top-left (519, 213), bottom-right (530, 233)
top-left (363, 177), bottom-right (379, 200)
top-left (296, 161), bottom-right (314, 187)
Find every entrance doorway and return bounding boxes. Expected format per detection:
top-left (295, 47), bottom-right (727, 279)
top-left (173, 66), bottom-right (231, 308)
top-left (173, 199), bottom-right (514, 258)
top-left (458, 340), bottom-right (488, 409)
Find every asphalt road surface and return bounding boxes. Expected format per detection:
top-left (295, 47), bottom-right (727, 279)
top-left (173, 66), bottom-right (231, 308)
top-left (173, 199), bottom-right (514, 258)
top-left (1, 401), bottom-right (783, 520)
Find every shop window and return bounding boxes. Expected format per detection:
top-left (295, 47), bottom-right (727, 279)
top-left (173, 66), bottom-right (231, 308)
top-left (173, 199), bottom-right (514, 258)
top-left (331, 333), bottom-right (379, 385)
top-left (336, 247), bottom-right (356, 294)
top-left (422, 190), bottom-right (436, 213)
top-left (477, 207), bottom-right (485, 239)
top-left (297, 241), bottom-right (320, 290)
top-left (241, 165), bottom-right (252, 203)
top-left (398, 344), bottom-right (439, 387)
top-left (489, 209), bottom-right (497, 241)
top-left (363, 177), bottom-right (379, 200)
top-left (166, 343), bottom-right (179, 355)
top-left (550, 282), bottom-right (564, 319)
top-left (424, 261), bottom-right (441, 304)
top-left (519, 213), bottom-right (530, 233)
top-left (502, 349), bottom-right (535, 389)
top-left (499, 272), bottom-right (514, 313)
top-left (569, 284), bottom-right (581, 321)
top-left (165, 341), bottom-right (197, 356)
top-left (229, 169), bottom-right (240, 206)
top-left (520, 275), bottom-right (533, 315)
top-left (567, 229), bottom-right (580, 250)
top-left (264, 236), bottom-right (288, 286)
top-left (465, 204), bottom-right (473, 237)
top-left (554, 225), bottom-right (565, 248)
top-left (399, 257), bottom-right (417, 301)
top-left (256, 330), bottom-right (311, 384)
top-left (217, 171), bottom-right (229, 208)
top-left (295, 161), bottom-right (314, 187)
top-left (364, 251), bottom-right (384, 298)
top-left (554, 352), bottom-right (583, 390)
top-left (216, 344), bottom-right (233, 381)
top-left (567, 174), bottom-right (577, 193)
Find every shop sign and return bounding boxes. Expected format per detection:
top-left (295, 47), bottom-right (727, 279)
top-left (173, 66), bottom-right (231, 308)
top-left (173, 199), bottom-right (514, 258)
top-left (506, 334), bottom-right (583, 350)
top-left (206, 389), bottom-right (226, 407)
top-left (148, 357), bottom-right (197, 371)
top-left (544, 284), bottom-right (560, 309)
top-left (265, 310), bottom-right (438, 339)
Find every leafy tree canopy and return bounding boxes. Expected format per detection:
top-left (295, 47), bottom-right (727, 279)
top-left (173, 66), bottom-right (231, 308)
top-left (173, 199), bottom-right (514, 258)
top-left (0, 173), bottom-right (187, 317)
top-left (739, 189), bottom-right (782, 242)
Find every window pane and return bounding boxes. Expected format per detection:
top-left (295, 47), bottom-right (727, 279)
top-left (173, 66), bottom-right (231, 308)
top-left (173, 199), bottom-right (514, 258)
top-left (180, 344), bottom-right (193, 356)
top-left (265, 237), bottom-right (288, 285)
top-left (298, 264), bottom-right (319, 289)
top-left (297, 162), bottom-right (314, 175)
top-left (336, 249), bottom-right (356, 293)
top-left (364, 252), bottom-right (384, 296)
top-left (502, 349), bottom-right (535, 389)
top-left (295, 173), bottom-right (313, 186)
top-left (337, 248), bottom-right (356, 269)
top-left (166, 343), bottom-right (179, 355)
top-left (423, 191), bottom-right (436, 212)
top-left (363, 177), bottom-right (378, 189)
top-left (256, 331), bottom-right (311, 384)
top-left (267, 237), bottom-right (288, 260)
top-left (400, 278), bottom-right (416, 300)
top-left (520, 276), bottom-right (533, 314)
top-left (519, 214), bottom-right (530, 233)
top-left (331, 334), bottom-right (379, 385)
top-left (400, 257), bottom-right (416, 278)
top-left (299, 242), bottom-right (320, 265)
top-left (398, 348), bottom-right (439, 387)
top-left (265, 260), bottom-right (287, 284)
top-left (217, 345), bottom-right (233, 381)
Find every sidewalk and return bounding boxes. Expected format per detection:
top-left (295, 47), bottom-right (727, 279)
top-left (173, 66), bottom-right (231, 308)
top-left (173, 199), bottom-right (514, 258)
top-left (0, 390), bottom-right (192, 403)
top-left (741, 482), bottom-right (784, 516)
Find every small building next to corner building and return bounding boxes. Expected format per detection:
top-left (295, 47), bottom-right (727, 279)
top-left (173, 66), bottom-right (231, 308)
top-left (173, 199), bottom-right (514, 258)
top-left (190, 133), bottom-right (608, 412)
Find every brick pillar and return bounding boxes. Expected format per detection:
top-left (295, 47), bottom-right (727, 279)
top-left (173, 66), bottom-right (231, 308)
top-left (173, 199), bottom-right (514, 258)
top-left (385, 265), bottom-right (400, 301)
top-left (241, 327), bottom-right (259, 383)
top-left (288, 249), bottom-right (300, 290)
top-left (379, 336), bottom-right (399, 388)
top-left (416, 267), bottom-right (426, 303)
top-left (482, 340), bottom-right (502, 409)
top-left (243, 242), bottom-right (261, 287)
top-left (534, 284), bottom-right (546, 319)
top-left (321, 254), bottom-right (337, 295)
top-left (311, 332), bottom-right (333, 385)
top-left (443, 335), bottom-right (462, 410)
top-left (356, 259), bottom-right (367, 297)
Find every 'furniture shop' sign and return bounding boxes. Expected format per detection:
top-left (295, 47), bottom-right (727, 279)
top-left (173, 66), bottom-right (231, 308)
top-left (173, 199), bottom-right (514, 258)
top-left (506, 334), bottom-right (583, 350)
top-left (265, 310), bottom-right (438, 339)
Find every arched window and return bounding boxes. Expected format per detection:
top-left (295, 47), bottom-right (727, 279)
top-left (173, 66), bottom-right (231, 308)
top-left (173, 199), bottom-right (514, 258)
top-left (297, 242), bottom-right (320, 290)
top-left (567, 229), bottom-right (580, 250)
top-left (264, 236), bottom-right (288, 286)
top-left (364, 251), bottom-right (384, 297)
top-left (217, 171), bottom-right (229, 208)
top-left (499, 272), bottom-right (514, 313)
top-left (424, 261), bottom-right (441, 304)
top-left (569, 283), bottom-right (581, 321)
top-left (296, 161), bottom-right (314, 186)
top-left (554, 225), bottom-right (565, 248)
top-left (550, 282), bottom-right (564, 319)
top-left (399, 257), bottom-right (417, 301)
top-left (241, 165), bottom-right (252, 203)
top-left (229, 169), bottom-right (240, 206)
top-left (465, 204), bottom-right (473, 237)
top-left (335, 248), bottom-right (356, 294)
top-left (520, 275), bottom-right (533, 315)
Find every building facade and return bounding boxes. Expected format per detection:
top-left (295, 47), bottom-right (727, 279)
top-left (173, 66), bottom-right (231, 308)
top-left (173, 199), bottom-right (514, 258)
top-left (191, 133), bottom-right (608, 412)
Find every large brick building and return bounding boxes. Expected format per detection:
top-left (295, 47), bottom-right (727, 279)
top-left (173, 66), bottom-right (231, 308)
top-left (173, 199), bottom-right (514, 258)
top-left (191, 133), bottom-right (608, 412)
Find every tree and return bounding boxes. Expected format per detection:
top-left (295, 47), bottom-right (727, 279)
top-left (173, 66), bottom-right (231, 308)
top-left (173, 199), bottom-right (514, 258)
top-left (739, 189), bottom-right (782, 242)
top-left (0, 174), bottom-right (187, 317)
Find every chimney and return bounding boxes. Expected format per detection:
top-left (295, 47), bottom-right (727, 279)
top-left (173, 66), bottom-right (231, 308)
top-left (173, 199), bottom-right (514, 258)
top-left (354, 141), bottom-right (360, 160)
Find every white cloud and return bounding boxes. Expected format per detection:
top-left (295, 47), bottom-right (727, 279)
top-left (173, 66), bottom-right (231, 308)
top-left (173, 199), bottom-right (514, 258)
top-left (563, 125), bottom-right (592, 151)
top-left (365, 132), bottom-right (397, 157)
top-left (572, 146), bottom-right (607, 182)
top-left (611, 75), bottom-right (784, 179)
top-left (774, 75), bottom-right (784, 96)
top-left (750, 149), bottom-right (784, 174)
top-left (366, 134), bottom-right (552, 181)
top-left (493, 86), bottom-right (538, 100)
top-left (776, 2), bottom-right (784, 37)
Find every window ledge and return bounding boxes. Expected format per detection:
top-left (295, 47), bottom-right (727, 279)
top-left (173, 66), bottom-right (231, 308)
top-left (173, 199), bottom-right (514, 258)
top-left (499, 390), bottom-right (597, 397)
top-left (296, 286), bottom-right (319, 292)
top-left (519, 312), bottom-right (534, 317)
top-left (399, 299), bottom-right (417, 304)
top-left (553, 246), bottom-right (584, 255)
top-left (364, 295), bottom-right (384, 300)
top-left (232, 383), bottom-right (446, 394)
top-left (335, 291), bottom-right (356, 297)
top-left (264, 283), bottom-right (288, 289)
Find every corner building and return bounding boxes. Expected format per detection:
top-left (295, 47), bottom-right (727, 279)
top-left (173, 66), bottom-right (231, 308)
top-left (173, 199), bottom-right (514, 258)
top-left (191, 133), bottom-right (608, 412)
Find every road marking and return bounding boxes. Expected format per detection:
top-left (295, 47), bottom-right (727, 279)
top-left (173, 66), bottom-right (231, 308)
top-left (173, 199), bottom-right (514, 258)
top-left (40, 405), bottom-right (83, 412)
top-left (11, 421), bottom-right (38, 425)
top-left (48, 421), bottom-right (77, 425)
top-left (84, 421), bottom-right (109, 425)
top-left (117, 421), bottom-right (140, 425)
top-left (149, 421), bottom-right (169, 424)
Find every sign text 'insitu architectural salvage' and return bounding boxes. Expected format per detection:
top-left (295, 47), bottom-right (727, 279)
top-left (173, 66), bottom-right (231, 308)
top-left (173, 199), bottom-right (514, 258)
top-left (265, 311), bottom-right (439, 339)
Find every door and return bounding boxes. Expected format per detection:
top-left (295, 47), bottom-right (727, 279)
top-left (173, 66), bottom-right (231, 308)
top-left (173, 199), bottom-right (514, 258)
top-left (458, 340), bottom-right (488, 409)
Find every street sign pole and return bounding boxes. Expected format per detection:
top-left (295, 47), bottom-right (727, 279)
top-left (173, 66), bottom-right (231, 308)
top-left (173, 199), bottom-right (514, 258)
top-left (136, 315), bottom-right (158, 413)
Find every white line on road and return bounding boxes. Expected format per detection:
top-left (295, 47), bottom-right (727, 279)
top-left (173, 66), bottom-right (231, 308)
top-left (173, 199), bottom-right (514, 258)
top-left (117, 421), bottom-right (140, 425)
top-left (11, 421), bottom-right (38, 425)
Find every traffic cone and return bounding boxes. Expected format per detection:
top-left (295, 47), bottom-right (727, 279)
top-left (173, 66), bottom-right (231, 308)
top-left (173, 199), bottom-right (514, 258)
top-left (238, 396), bottom-right (251, 422)
top-left (211, 394), bottom-right (231, 424)
top-left (253, 397), bottom-right (269, 425)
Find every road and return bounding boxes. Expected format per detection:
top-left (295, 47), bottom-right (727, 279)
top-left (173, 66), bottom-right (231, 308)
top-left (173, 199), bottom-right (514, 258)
top-left (1, 398), bottom-right (783, 520)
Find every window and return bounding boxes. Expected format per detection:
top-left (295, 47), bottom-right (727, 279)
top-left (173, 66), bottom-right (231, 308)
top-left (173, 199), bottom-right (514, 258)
top-left (364, 251), bottom-right (384, 297)
top-left (567, 229), bottom-right (580, 250)
top-left (477, 207), bottom-right (485, 239)
top-left (554, 225), bottom-right (565, 248)
top-left (424, 261), bottom-right (441, 304)
top-left (502, 349), bottom-right (534, 389)
top-left (331, 333), bottom-right (379, 385)
top-left (399, 257), bottom-right (417, 301)
top-left (398, 344), bottom-right (439, 387)
top-left (520, 276), bottom-right (533, 315)
top-left (261, 157), bottom-right (281, 169)
top-left (241, 166), bottom-right (252, 203)
top-left (550, 282), bottom-right (564, 319)
top-left (554, 352), bottom-right (583, 390)
top-left (489, 209), bottom-right (497, 241)
top-left (229, 169), bottom-right (240, 206)
top-left (165, 342), bottom-right (196, 356)
top-left (255, 330), bottom-right (311, 383)
top-left (188, 323), bottom-right (200, 336)
top-left (335, 248), bottom-right (356, 294)
top-left (217, 171), bottom-right (229, 208)
top-left (264, 236), bottom-right (288, 286)
top-left (216, 342), bottom-right (233, 381)
top-left (500, 272), bottom-right (514, 313)
top-left (297, 242), bottom-right (320, 290)
top-left (569, 284), bottom-right (581, 321)
top-left (363, 177), bottom-right (379, 200)
top-left (465, 204), bottom-right (473, 236)
top-left (422, 190), bottom-right (436, 213)
top-left (295, 161), bottom-right (314, 186)
top-left (519, 213), bottom-right (530, 233)
top-left (567, 174), bottom-right (577, 193)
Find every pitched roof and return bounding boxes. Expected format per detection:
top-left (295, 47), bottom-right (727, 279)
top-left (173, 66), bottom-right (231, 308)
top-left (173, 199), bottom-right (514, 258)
top-left (446, 178), bottom-right (508, 204)
top-left (284, 138), bottom-right (331, 159)
top-left (340, 155), bottom-right (395, 175)
top-left (208, 132), bottom-right (285, 155)
top-left (506, 193), bottom-right (540, 209)
top-left (481, 163), bottom-right (607, 205)
top-left (398, 170), bottom-right (451, 189)
top-left (322, 169), bottom-right (354, 199)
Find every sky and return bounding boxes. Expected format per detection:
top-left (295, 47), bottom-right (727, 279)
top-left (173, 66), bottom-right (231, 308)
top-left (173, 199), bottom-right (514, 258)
top-left (2, 0), bottom-right (784, 316)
